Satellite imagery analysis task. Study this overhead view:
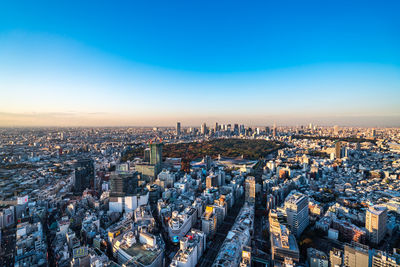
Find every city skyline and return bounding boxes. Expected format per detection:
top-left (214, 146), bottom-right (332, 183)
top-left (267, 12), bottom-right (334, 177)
top-left (1, 2), bottom-right (400, 266)
top-left (1, 1), bottom-right (400, 127)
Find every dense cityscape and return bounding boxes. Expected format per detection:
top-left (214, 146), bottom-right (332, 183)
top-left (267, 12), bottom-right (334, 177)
top-left (1, 123), bottom-right (400, 267)
top-left (2, 1), bottom-right (400, 266)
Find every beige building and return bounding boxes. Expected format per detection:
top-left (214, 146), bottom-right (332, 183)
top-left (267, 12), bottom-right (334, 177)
top-left (344, 242), bottom-right (369, 267)
top-left (366, 205), bottom-right (387, 244)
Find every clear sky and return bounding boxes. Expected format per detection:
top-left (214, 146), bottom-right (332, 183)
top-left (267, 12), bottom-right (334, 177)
top-left (1, 0), bottom-right (400, 127)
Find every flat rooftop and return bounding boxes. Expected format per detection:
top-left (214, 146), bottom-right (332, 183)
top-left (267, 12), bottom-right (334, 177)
top-left (121, 242), bottom-right (161, 266)
top-left (368, 205), bottom-right (387, 215)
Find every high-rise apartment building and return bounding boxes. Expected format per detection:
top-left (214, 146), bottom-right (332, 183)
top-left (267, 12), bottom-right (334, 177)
top-left (284, 192), bottom-right (309, 237)
top-left (366, 205), bottom-right (387, 244)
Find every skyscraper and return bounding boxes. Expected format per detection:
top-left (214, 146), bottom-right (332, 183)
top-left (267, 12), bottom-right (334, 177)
top-left (73, 159), bottom-right (95, 194)
top-left (201, 123), bottom-right (207, 135)
top-left (136, 140), bottom-right (164, 181)
top-left (234, 124), bottom-right (239, 134)
top-left (273, 122), bottom-right (277, 137)
top-left (366, 205), bottom-right (387, 244)
top-left (150, 141), bottom-right (163, 173)
top-left (284, 192), bottom-right (309, 237)
top-left (240, 124), bottom-right (245, 134)
top-left (176, 122), bottom-right (181, 136)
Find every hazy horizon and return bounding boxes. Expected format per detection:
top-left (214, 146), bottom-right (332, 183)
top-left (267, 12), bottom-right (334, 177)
top-left (0, 112), bottom-right (399, 128)
top-left (1, 1), bottom-right (400, 127)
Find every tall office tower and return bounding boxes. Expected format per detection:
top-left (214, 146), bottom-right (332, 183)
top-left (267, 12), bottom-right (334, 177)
top-left (329, 248), bottom-right (343, 267)
top-left (149, 142), bottom-right (163, 166)
top-left (226, 124), bottom-right (231, 132)
top-left (215, 122), bottom-right (219, 132)
top-left (201, 123), bottom-right (207, 135)
top-left (284, 192), bottom-right (309, 237)
top-left (343, 242), bottom-right (369, 267)
top-left (240, 124), bottom-right (245, 134)
top-left (265, 126), bottom-right (270, 135)
top-left (73, 159), bottom-right (95, 194)
top-left (245, 176), bottom-right (256, 203)
top-left (109, 172), bottom-right (139, 197)
top-left (366, 205), bottom-right (387, 244)
top-left (234, 124), bottom-right (239, 134)
top-left (176, 122), bottom-right (181, 136)
top-left (335, 141), bottom-right (342, 159)
top-left (273, 122), bottom-right (277, 137)
top-left (204, 155), bottom-right (212, 171)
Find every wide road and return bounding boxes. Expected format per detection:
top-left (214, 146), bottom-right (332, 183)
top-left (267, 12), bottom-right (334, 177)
top-left (197, 196), bottom-right (244, 267)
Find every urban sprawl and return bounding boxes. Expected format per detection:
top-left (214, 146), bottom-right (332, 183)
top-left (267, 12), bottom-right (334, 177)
top-left (1, 123), bottom-right (400, 267)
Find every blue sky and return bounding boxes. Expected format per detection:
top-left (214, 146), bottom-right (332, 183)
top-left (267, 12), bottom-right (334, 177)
top-left (0, 0), bottom-right (399, 126)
